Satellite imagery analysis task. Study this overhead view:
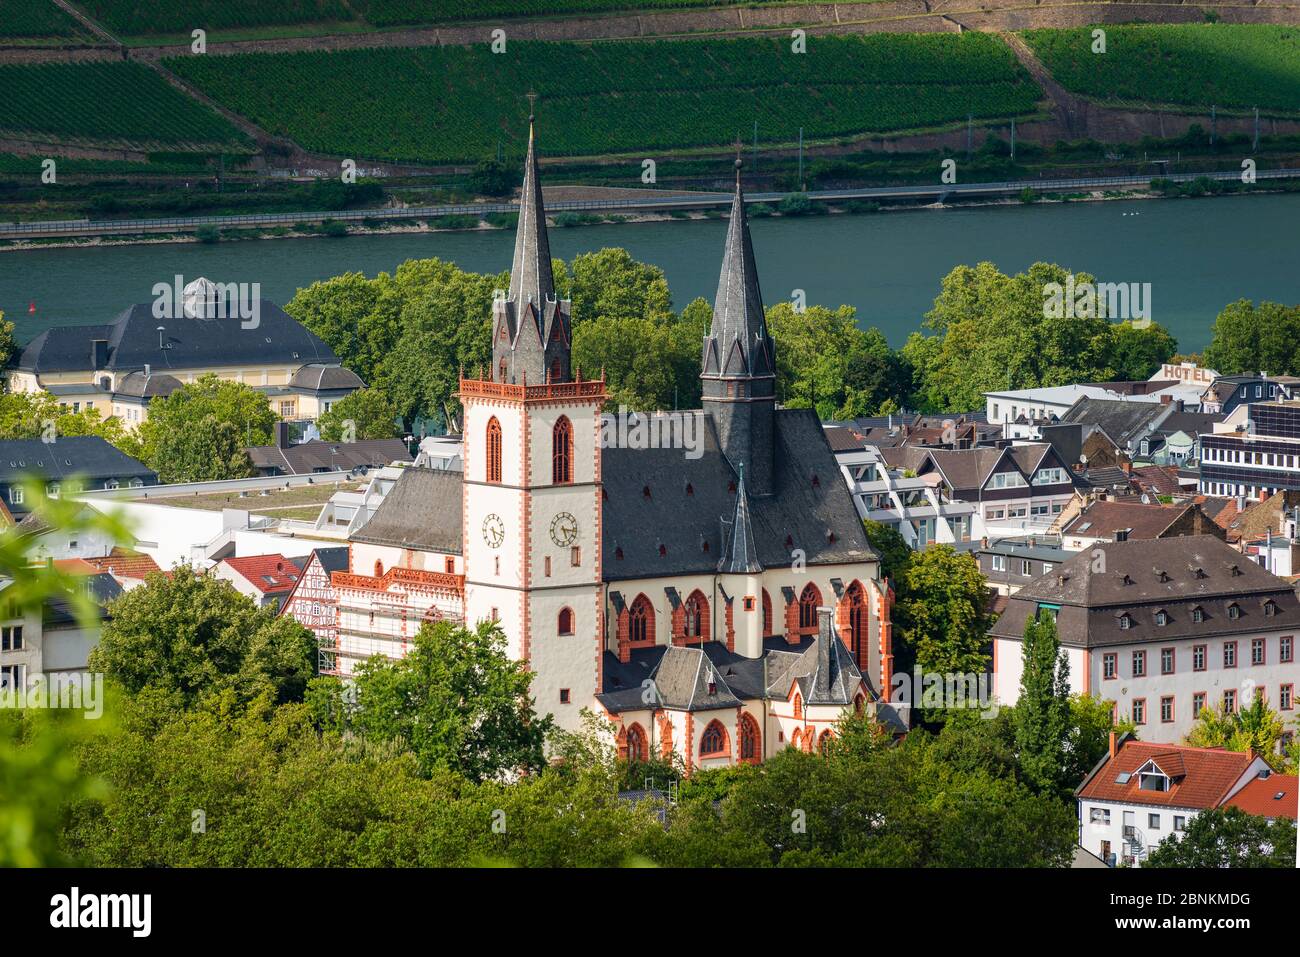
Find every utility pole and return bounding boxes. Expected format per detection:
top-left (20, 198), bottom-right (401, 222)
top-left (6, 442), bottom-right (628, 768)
top-left (798, 127), bottom-right (804, 191)
top-left (1010, 119), bottom-right (1016, 161)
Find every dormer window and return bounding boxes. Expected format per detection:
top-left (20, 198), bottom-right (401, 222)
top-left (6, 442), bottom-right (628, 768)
top-left (1192, 606), bottom-right (1205, 623)
top-left (1228, 603), bottom-right (1242, 620)
top-left (1155, 609), bottom-right (1169, 626)
top-left (1119, 613), bottom-right (1133, 630)
top-left (1138, 771), bottom-right (1170, 792)
top-left (1264, 600), bottom-right (1278, 617)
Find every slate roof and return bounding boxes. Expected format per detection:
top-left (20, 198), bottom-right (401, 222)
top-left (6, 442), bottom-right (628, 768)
top-left (1156, 410), bottom-right (1224, 437)
top-left (701, 161), bottom-right (775, 381)
top-left (1077, 738), bottom-right (1255, 810)
top-left (350, 466), bottom-right (463, 554)
top-left (718, 465), bottom-right (761, 574)
top-left (114, 370), bottom-right (182, 399)
top-left (289, 364), bottom-right (365, 392)
top-left (1058, 398), bottom-right (1167, 448)
top-left (765, 607), bottom-right (863, 705)
top-left (648, 645), bottom-right (744, 711)
top-left (15, 301), bottom-right (336, 373)
top-left (990, 535), bottom-right (1299, 648)
top-left (311, 545), bottom-right (351, 575)
top-left (1062, 499), bottom-right (1189, 540)
top-left (602, 408), bottom-right (876, 580)
top-left (0, 436), bottom-right (156, 483)
top-left (245, 438), bottom-right (410, 476)
top-left (42, 572), bottom-right (122, 627)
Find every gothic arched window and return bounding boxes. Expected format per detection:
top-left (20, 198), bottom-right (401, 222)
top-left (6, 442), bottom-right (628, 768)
top-left (684, 590), bottom-right (707, 641)
top-left (699, 720), bottom-right (728, 757)
top-left (625, 723), bottom-right (647, 762)
top-left (629, 595), bottom-right (654, 646)
top-left (798, 582), bottom-right (821, 631)
top-left (845, 581), bottom-right (867, 658)
top-left (557, 607), bottom-right (574, 636)
top-left (552, 416), bottom-right (573, 485)
top-left (486, 416), bottom-right (502, 484)
top-left (762, 588), bottom-right (773, 636)
top-left (739, 713), bottom-right (760, 763)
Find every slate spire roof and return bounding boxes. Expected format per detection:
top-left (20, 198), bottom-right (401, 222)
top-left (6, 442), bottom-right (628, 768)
top-left (719, 463), bottom-right (762, 574)
top-left (701, 159), bottom-right (774, 380)
top-left (509, 114), bottom-right (555, 309)
top-left (492, 112), bottom-right (571, 386)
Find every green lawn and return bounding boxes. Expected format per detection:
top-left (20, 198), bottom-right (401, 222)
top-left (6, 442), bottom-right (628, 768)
top-left (166, 34), bottom-right (1042, 164)
top-left (1024, 24), bottom-right (1300, 115)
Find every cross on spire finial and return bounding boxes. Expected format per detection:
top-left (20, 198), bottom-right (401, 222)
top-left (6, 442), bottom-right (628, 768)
top-left (527, 89), bottom-right (538, 121)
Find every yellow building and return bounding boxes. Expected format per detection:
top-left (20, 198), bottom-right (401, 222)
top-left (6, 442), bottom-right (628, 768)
top-left (7, 278), bottom-right (363, 427)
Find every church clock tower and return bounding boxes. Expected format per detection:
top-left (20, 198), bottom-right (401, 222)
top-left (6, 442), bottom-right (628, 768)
top-left (459, 115), bottom-right (605, 730)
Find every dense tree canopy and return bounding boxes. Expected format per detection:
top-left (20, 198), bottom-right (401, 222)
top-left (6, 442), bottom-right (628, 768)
top-left (1014, 611), bottom-right (1073, 796)
top-left (1202, 299), bottom-right (1300, 376)
top-left (89, 572), bottom-right (315, 708)
top-left (316, 387), bottom-right (400, 442)
top-left (902, 261), bottom-right (1178, 411)
top-left (892, 545), bottom-right (991, 677)
top-left (1145, 807), bottom-right (1297, 868)
top-left (134, 374), bottom-right (276, 482)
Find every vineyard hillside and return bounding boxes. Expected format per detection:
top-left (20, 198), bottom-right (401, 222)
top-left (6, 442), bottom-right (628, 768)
top-left (0, 0), bottom-right (87, 39)
top-left (165, 34), bottom-right (1042, 164)
top-left (0, 61), bottom-right (249, 149)
top-left (1025, 24), bottom-right (1300, 116)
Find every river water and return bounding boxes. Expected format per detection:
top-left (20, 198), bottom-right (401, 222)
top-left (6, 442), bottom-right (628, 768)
top-left (2, 192), bottom-right (1297, 353)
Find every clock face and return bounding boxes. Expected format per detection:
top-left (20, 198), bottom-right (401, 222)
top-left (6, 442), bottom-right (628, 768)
top-left (550, 511), bottom-right (579, 547)
top-left (481, 513), bottom-right (505, 549)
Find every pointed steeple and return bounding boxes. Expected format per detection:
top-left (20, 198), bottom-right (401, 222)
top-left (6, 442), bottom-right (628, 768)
top-left (509, 113), bottom-right (555, 308)
top-left (700, 156), bottom-right (777, 496)
top-left (702, 157), bottom-right (774, 380)
top-left (492, 105), bottom-right (571, 386)
top-left (719, 464), bottom-right (762, 574)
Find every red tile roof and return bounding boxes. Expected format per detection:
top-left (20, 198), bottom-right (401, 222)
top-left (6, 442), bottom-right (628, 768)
top-left (81, 551), bottom-right (162, 581)
top-left (1077, 740), bottom-right (1255, 810)
top-left (220, 554), bottom-right (300, 593)
top-left (1224, 774), bottom-right (1298, 820)
top-left (1130, 465), bottom-right (1183, 496)
top-left (51, 558), bottom-right (100, 575)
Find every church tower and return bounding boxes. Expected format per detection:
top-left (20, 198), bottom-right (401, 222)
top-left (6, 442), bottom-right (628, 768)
top-left (492, 115), bottom-right (572, 385)
top-left (460, 115), bottom-right (605, 731)
top-left (701, 159), bottom-right (777, 496)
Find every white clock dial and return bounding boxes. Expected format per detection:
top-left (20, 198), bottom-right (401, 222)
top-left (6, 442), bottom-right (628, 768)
top-left (550, 511), bottom-right (579, 546)
top-left (482, 513), bottom-right (505, 549)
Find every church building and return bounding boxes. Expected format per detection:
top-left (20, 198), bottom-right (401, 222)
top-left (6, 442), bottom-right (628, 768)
top-left (303, 119), bottom-right (897, 768)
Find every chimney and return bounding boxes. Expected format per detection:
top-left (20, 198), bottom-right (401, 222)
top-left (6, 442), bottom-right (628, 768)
top-left (144, 363), bottom-right (151, 377)
top-left (1174, 399), bottom-right (1184, 413)
top-left (275, 421), bottom-right (292, 449)
top-left (1108, 731), bottom-right (1117, 759)
top-left (91, 339), bottom-right (108, 370)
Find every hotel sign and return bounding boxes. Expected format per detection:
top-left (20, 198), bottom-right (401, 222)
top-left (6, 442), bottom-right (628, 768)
top-left (1152, 363), bottom-right (1218, 384)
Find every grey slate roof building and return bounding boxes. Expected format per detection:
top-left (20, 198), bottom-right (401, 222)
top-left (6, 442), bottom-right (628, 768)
top-left (351, 467), bottom-right (464, 554)
top-left (989, 535), bottom-right (1299, 648)
top-left (244, 434), bottom-right (410, 477)
top-left (0, 436), bottom-right (156, 514)
top-left (1058, 398), bottom-right (1171, 453)
top-left (15, 300), bottom-right (337, 375)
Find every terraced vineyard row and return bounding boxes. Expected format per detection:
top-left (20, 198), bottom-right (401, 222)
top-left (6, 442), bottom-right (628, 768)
top-left (363, 0), bottom-right (831, 27)
top-left (76, 0), bottom-right (357, 36)
top-left (0, 62), bottom-right (248, 147)
top-left (1025, 24), bottom-right (1300, 115)
top-left (0, 0), bottom-right (85, 38)
top-left (166, 35), bottom-right (1041, 163)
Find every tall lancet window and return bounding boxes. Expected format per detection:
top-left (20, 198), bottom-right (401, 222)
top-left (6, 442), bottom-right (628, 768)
top-left (486, 416), bottom-right (502, 484)
top-left (552, 416), bottom-right (573, 484)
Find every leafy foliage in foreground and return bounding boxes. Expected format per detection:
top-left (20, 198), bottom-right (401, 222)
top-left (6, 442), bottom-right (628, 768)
top-left (1145, 807), bottom-right (1296, 868)
top-left (166, 34), bottom-right (1039, 163)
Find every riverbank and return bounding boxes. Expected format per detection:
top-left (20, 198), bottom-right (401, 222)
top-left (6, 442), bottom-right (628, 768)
top-left (0, 181), bottom-right (1275, 253)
